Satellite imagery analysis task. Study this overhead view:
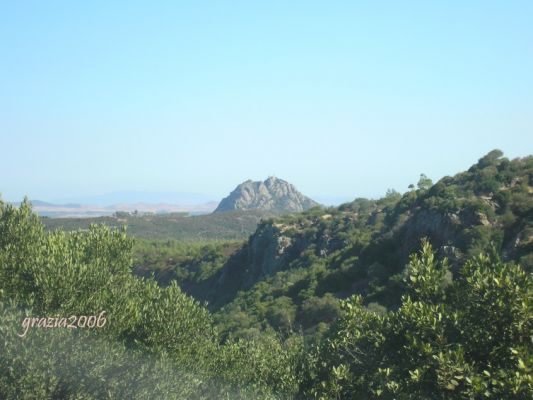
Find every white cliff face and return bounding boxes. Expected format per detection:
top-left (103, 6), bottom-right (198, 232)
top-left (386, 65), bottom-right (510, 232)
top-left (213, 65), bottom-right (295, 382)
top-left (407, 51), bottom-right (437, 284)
top-left (214, 177), bottom-right (320, 213)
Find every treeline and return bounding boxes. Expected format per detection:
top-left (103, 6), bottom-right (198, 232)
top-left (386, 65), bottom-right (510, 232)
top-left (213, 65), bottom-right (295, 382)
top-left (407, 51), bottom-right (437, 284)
top-left (42, 209), bottom-right (271, 241)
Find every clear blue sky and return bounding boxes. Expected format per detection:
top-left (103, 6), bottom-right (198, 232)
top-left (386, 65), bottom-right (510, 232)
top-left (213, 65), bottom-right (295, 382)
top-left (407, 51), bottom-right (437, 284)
top-left (1, 1), bottom-right (532, 203)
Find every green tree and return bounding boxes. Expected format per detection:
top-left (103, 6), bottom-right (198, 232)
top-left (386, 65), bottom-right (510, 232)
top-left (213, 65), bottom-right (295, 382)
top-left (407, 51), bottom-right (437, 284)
top-left (477, 149), bottom-right (504, 168)
top-left (417, 173), bottom-right (433, 191)
top-left (305, 242), bottom-right (532, 399)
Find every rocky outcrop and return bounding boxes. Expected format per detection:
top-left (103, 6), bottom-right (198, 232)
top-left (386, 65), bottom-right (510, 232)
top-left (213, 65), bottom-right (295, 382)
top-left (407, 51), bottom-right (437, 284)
top-left (216, 222), bottom-right (296, 288)
top-left (243, 223), bottom-right (293, 285)
top-left (214, 177), bottom-right (320, 213)
top-left (397, 209), bottom-right (462, 260)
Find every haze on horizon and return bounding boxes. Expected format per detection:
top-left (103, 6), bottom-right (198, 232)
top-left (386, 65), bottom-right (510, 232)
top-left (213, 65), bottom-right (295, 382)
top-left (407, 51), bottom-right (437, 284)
top-left (1, 1), bottom-right (532, 204)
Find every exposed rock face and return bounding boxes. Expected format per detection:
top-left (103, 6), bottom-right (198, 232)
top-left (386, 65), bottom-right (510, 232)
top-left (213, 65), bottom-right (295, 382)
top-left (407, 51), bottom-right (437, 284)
top-left (215, 221), bottom-right (302, 291)
top-left (396, 209), bottom-right (463, 261)
top-left (214, 177), bottom-right (320, 213)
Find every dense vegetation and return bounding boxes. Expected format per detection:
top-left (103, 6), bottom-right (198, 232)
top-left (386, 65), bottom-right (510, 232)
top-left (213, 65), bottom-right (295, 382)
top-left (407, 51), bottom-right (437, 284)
top-left (305, 240), bottom-right (532, 399)
top-left (134, 151), bottom-right (532, 341)
top-left (132, 239), bottom-right (241, 294)
top-left (1, 150), bottom-right (532, 398)
top-left (42, 209), bottom-right (271, 241)
top-left (0, 201), bottom-right (302, 399)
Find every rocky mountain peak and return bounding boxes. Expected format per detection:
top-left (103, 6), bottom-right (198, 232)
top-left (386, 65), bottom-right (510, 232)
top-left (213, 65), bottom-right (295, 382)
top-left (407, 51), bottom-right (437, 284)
top-left (214, 177), bottom-right (320, 213)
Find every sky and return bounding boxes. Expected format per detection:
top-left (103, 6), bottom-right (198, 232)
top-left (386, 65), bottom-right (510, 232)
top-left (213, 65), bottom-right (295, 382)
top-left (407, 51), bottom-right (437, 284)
top-left (1, 1), bottom-right (532, 204)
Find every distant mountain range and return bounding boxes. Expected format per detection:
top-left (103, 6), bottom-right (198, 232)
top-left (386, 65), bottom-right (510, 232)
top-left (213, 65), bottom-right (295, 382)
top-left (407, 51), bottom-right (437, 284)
top-left (51, 191), bottom-right (216, 206)
top-left (9, 200), bottom-right (218, 218)
top-left (214, 176), bottom-right (320, 213)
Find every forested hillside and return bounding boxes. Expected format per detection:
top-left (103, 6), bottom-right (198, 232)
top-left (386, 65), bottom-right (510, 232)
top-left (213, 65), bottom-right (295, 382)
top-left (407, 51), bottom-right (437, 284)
top-left (137, 150), bottom-right (532, 340)
top-left (1, 150), bottom-right (531, 399)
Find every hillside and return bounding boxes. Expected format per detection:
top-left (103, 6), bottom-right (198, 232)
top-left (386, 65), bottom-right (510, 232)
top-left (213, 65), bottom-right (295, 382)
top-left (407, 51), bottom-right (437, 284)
top-left (214, 176), bottom-right (320, 213)
top-left (136, 150), bottom-right (532, 338)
